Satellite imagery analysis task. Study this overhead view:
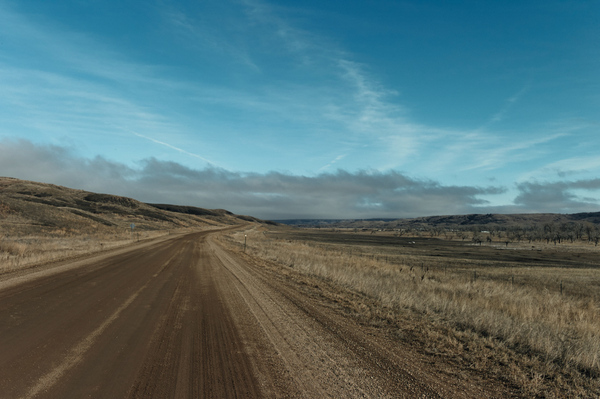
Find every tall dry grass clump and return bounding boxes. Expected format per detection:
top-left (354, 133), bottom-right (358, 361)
top-left (0, 240), bottom-right (28, 256)
top-left (228, 230), bottom-right (600, 378)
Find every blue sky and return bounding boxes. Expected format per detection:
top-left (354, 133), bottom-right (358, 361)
top-left (1, 0), bottom-right (599, 219)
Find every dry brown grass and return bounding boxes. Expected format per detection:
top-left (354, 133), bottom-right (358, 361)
top-left (0, 230), bottom-right (169, 273)
top-left (224, 228), bottom-right (600, 397)
top-left (0, 177), bottom-right (261, 273)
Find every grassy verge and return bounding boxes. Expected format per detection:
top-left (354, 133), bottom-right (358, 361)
top-left (0, 230), bottom-right (169, 273)
top-left (223, 228), bottom-right (600, 397)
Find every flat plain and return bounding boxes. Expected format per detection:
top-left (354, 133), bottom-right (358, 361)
top-left (230, 226), bottom-right (600, 397)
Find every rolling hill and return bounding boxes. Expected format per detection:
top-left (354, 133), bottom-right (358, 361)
top-left (0, 177), bottom-right (272, 237)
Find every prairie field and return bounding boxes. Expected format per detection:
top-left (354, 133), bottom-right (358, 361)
top-left (226, 227), bottom-right (600, 397)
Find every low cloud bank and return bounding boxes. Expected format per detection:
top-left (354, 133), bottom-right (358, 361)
top-left (1, 139), bottom-right (599, 219)
top-left (513, 180), bottom-right (600, 214)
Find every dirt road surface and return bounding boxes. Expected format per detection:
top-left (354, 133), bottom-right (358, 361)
top-left (0, 230), bottom-right (510, 398)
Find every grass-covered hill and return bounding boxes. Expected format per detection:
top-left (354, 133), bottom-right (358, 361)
top-left (0, 177), bottom-right (271, 237)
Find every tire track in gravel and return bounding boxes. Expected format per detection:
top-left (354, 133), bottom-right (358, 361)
top-left (208, 237), bottom-right (445, 398)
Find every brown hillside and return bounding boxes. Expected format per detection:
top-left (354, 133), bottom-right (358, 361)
top-left (0, 177), bottom-right (265, 237)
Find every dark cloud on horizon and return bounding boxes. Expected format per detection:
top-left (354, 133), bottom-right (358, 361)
top-left (1, 139), bottom-right (599, 219)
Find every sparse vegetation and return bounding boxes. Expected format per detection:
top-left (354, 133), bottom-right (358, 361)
top-left (0, 230), bottom-right (166, 273)
top-left (0, 177), bottom-right (264, 273)
top-left (224, 228), bottom-right (600, 397)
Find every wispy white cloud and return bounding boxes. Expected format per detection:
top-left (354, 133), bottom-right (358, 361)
top-left (486, 84), bottom-right (531, 126)
top-left (161, 5), bottom-right (260, 70)
top-left (0, 0), bottom-right (519, 178)
top-left (202, 0), bottom-right (432, 170)
top-left (459, 132), bottom-right (567, 172)
top-left (319, 154), bottom-right (347, 171)
top-left (0, 3), bottom-right (225, 168)
top-left (552, 157), bottom-right (600, 177)
top-left (238, 0), bottom-right (320, 60)
top-left (0, 66), bottom-right (176, 139)
top-left (519, 155), bottom-right (600, 183)
top-left (158, 1), bottom-right (593, 181)
top-left (130, 132), bottom-right (218, 167)
top-left (0, 2), bottom-right (165, 87)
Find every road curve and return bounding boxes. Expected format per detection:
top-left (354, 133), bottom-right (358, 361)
top-left (0, 230), bottom-right (506, 398)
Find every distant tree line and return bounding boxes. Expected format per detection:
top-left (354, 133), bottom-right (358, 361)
top-left (456, 222), bottom-right (600, 246)
top-left (389, 222), bottom-right (600, 246)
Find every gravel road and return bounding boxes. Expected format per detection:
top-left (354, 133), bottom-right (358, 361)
top-left (0, 230), bottom-right (509, 398)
